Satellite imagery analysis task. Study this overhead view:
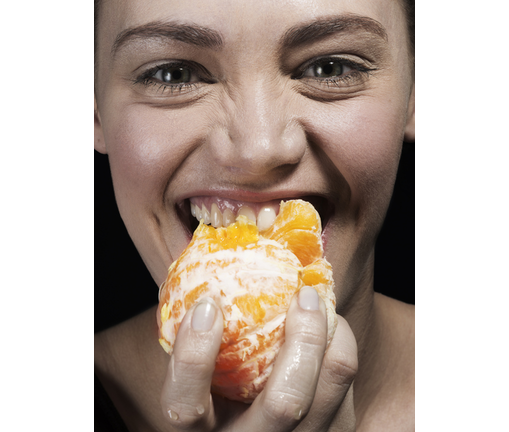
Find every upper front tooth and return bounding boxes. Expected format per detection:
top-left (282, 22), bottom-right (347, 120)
top-left (202, 204), bottom-right (211, 224)
top-left (238, 206), bottom-right (256, 223)
top-left (223, 208), bottom-right (235, 226)
top-left (190, 201), bottom-right (278, 230)
top-left (211, 203), bottom-right (223, 228)
top-left (195, 204), bottom-right (202, 221)
top-left (257, 206), bottom-right (277, 231)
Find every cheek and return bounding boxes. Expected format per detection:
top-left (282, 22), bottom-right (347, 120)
top-left (100, 104), bottom-right (210, 283)
top-left (104, 106), bottom-right (200, 211)
top-left (307, 98), bottom-right (405, 209)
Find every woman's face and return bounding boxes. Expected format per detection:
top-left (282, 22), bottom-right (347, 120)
top-left (95, 0), bottom-right (414, 308)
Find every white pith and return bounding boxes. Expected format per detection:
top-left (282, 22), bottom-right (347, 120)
top-left (189, 198), bottom-right (279, 231)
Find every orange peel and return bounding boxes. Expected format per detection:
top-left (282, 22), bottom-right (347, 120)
top-left (157, 199), bottom-right (337, 402)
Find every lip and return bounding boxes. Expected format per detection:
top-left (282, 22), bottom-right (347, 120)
top-left (174, 188), bottom-right (335, 244)
top-left (175, 187), bottom-right (330, 203)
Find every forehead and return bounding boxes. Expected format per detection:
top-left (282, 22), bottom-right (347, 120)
top-left (98, 0), bottom-right (408, 54)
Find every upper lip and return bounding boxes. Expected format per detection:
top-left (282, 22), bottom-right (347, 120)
top-left (175, 187), bottom-right (332, 205)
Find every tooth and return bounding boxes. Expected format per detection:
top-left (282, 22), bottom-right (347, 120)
top-left (195, 204), bottom-right (202, 221)
top-left (202, 204), bottom-right (211, 225)
top-left (238, 206), bottom-right (256, 223)
top-left (257, 206), bottom-right (277, 231)
top-left (211, 203), bottom-right (223, 228)
top-left (191, 203), bottom-right (197, 217)
top-left (223, 208), bottom-right (235, 226)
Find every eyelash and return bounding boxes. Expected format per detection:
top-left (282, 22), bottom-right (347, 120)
top-left (132, 56), bottom-right (376, 95)
top-left (293, 56), bottom-right (377, 87)
top-left (132, 61), bottom-right (210, 94)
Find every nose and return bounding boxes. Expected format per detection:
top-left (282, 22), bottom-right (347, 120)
top-left (208, 80), bottom-right (307, 180)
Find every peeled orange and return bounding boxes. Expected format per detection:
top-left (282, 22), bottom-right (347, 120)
top-left (157, 199), bottom-right (337, 403)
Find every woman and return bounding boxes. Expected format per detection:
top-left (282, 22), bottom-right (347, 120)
top-left (94, 0), bottom-right (415, 430)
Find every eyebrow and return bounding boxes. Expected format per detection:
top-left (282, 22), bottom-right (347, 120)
top-left (111, 14), bottom-right (387, 60)
top-left (111, 21), bottom-right (224, 58)
top-left (281, 14), bottom-right (388, 49)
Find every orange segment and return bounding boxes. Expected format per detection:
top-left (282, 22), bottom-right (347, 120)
top-left (260, 200), bottom-right (323, 266)
top-left (300, 258), bottom-right (334, 287)
top-left (157, 199), bottom-right (337, 403)
top-left (234, 294), bottom-right (266, 323)
top-left (260, 200), bottom-right (321, 237)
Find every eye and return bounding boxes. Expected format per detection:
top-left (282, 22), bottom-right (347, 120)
top-left (302, 60), bottom-right (353, 79)
top-left (133, 60), bottom-right (215, 96)
top-left (152, 66), bottom-right (192, 84)
top-left (292, 55), bottom-right (377, 100)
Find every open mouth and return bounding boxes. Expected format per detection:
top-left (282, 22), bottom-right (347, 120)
top-left (176, 195), bottom-right (334, 239)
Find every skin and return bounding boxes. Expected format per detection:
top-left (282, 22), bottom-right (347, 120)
top-left (94, 0), bottom-right (415, 430)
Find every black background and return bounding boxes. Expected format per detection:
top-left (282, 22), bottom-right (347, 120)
top-left (94, 143), bottom-right (414, 333)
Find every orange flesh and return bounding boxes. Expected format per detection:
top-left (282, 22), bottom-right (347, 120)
top-left (157, 199), bottom-right (337, 402)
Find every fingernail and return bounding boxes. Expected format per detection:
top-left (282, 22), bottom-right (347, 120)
top-left (298, 286), bottom-right (319, 310)
top-left (191, 298), bottom-right (216, 332)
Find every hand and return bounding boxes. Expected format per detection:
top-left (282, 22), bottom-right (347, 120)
top-left (160, 287), bottom-right (358, 431)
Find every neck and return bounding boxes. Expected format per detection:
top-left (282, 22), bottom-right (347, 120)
top-left (343, 275), bottom-right (415, 428)
top-left (337, 263), bottom-right (385, 423)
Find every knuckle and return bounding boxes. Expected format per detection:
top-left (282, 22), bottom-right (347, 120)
top-left (174, 341), bottom-right (217, 379)
top-left (178, 333), bottom-right (217, 360)
top-left (323, 315), bottom-right (358, 386)
top-left (286, 321), bottom-right (327, 355)
top-left (262, 391), bottom-right (308, 425)
top-left (297, 328), bottom-right (327, 350)
top-left (287, 312), bottom-right (327, 340)
top-left (175, 357), bottom-right (212, 381)
top-left (322, 351), bottom-right (358, 387)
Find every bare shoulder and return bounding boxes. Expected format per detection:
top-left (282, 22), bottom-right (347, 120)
top-left (377, 293), bottom-right (415, 340)
top-left (357, 294), bottom-right (415, 431)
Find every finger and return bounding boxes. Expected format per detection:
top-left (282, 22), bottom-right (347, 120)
top-left (240, 286), bottom-right (328, 432)
top-left (296, 314), bottom-right (358, 432)
top-left (160, 297), bottom-right (223, 431)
